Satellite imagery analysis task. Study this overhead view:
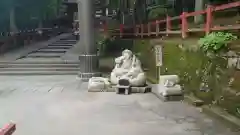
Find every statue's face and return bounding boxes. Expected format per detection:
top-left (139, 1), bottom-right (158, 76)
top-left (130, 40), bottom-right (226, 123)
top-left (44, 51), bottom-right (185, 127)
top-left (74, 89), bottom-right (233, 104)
top-left (123, 52), bottom-right (131, 60)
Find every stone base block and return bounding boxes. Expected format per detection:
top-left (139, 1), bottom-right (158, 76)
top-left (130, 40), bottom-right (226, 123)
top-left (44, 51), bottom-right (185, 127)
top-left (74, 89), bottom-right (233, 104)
top-left (159, 84), bottom-right (182, 96)
top-left (88, 82), bottom-right (152, 93)
top-left (159, 75), bottom-right (179, 85)
top-left (112, 85), bottom-right (151, 94)
top-left (152, 84), bottom-right (183, 102)
top-left (131, 86), bottom-right (151, 93)
top-left (114, 85), bottom-right (131, 95)
top-left (88, 82), bottom-right (105, 92)
top-left (88, 77), bottom-right (109, 92)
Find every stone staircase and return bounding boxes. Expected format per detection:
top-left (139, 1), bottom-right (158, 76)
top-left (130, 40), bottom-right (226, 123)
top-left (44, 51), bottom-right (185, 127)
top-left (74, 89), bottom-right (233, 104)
top-left (0, 35), bottom-right (80, 75)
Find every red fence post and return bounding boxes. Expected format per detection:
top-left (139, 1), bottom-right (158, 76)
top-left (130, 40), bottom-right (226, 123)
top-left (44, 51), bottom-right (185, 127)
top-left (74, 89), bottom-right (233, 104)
top-left (166, 16), bottom-right (171, 36)
top-left (181, 12), bottom-right (188, 39)
top-left (0, 123), bottom-right (16, 135)
top-left (205, 5), bottom-right (213, 35)
top-left (120, 24), bottom-right (124, 38)
top-left (156, 20), bottom-right (159, 37)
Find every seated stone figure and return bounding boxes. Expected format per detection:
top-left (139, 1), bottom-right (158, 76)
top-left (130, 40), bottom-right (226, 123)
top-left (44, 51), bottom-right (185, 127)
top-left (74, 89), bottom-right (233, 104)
top-left (110, 49), bottom-right (146, 86)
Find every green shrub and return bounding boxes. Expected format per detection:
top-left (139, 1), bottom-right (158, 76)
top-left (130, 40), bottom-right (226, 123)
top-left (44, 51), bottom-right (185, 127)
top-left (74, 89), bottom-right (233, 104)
top-left (148, 8), bottom-right (166, 19)
top-left (198, 32), bottom-right (237, 53)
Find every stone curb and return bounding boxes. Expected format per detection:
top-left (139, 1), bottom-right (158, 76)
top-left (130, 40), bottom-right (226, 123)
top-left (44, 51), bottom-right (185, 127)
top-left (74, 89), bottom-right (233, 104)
top-left (184, 95), bottom-right (204, 107)
top-left (202, 105), bottom-right (240, 129)
top-left (147, 77), bottom-right (240, 129)
top-left (184, 95), bottom-right (240, 129)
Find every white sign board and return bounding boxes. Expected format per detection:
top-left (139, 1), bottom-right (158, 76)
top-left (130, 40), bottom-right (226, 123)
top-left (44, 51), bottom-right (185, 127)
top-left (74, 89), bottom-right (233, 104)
top-left (154, 45), bottom-right (163, 66)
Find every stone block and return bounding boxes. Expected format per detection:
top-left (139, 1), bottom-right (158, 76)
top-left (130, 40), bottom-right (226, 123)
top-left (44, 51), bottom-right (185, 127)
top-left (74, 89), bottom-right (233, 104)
top-left (88, 81), bottom-right (105, 92)
top-left (151, 84), bottom-right (183, 102)
top-left (131, 86), bottom-right (151, 93)
top-left (111, 85), bottom-right (151, 94)
top-left (158, 84), bottom-right (182, 97)
top-left (113, 85), bottom-right (131, 95)
top-left (88, 77), bottom-right (109, 92)
top-left (159, 75), bottom-right (179, 85)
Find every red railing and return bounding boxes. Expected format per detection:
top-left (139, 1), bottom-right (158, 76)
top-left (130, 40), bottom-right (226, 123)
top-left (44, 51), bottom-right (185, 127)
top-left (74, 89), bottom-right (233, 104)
top-left (101, 1), bottom-right (240, 39)
top-left (0, 123), bottom-right (16, 135)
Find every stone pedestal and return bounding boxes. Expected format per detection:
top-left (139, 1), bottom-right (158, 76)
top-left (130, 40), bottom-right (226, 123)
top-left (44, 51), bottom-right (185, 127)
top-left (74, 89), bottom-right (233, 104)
top-left (112, 85), bottom-right (151, 94)
top-left (114, 85), bottom-right (131, 95)
top-left (78, 54), bottom-right (101, 81)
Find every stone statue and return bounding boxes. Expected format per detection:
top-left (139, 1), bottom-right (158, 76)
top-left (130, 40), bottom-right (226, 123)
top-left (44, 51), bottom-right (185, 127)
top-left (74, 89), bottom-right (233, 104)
top-left (110, 49), bottom-right (146, 86)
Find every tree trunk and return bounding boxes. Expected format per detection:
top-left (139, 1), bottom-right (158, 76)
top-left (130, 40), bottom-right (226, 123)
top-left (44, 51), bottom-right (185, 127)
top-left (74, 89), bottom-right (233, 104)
top-left (9, 7), bottom-right (18, 34)
top-left (194, 0), bottom-right (204, 24)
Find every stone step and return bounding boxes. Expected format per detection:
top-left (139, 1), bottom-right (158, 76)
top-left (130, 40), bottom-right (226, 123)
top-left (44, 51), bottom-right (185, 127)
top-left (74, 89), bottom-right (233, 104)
top-left (41, 46), bottom-right (72, 49)
top-left (0, 67), bottom-right (78, 71)
top-left (0, 71), bottom-right (78, 75)
top-left (47, 44), bottom-right (73, 47)
top-left (0, 64), bottom-right (79, 68)
top-left (0, 61), bottom-right (79, 64)
top-left (56, 40), bottom-right (77, 42)
top-left (26, 56), bottom-right (61, 58)
top-left (34, 49), bottom-right (67, 53)
top-left (59, 39), bottom-right (77, 42)
top-left (37, 48), bottom-right (68, 51)
top-left (57, 40), bottom-right (77, 43)
top-left (52, 42), bottom-right (75, 45)
top-left (27, 53), bottom-right (63, 58)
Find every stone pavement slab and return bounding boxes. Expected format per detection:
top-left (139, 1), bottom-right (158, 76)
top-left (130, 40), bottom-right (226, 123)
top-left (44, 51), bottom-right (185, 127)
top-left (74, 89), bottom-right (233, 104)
top-left (0, 76), bottom-right (239, 135)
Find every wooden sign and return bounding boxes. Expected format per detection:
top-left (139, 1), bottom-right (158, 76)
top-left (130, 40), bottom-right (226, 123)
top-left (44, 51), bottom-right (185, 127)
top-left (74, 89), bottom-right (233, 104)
top-left (154, 45), bottom-right (163, 66)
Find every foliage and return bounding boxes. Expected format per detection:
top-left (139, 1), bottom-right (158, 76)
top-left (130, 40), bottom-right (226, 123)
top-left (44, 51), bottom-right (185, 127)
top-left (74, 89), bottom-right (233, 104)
top-left (0, 0), bottom-right (63, 32)
top-left (148, 8), bottom-right (166, 19)
top-left (133, 39), bottom-right (240, 118)
top-left (198, 32), bottom-right (237, 53)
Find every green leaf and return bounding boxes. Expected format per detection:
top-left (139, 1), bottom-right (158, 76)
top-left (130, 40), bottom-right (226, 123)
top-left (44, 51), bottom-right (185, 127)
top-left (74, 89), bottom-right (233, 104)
top-left (198, 32), bottom-right (238, 54)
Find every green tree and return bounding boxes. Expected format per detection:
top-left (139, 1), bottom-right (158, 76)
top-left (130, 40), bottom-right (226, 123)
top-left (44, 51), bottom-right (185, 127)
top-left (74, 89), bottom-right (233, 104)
top-left (0, 0), bottom-right (62, 32)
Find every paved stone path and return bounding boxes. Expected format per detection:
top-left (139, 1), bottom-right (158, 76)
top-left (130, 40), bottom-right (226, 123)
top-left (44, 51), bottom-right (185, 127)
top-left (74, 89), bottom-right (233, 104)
top-left (0, 76), bottom-right (239, 135)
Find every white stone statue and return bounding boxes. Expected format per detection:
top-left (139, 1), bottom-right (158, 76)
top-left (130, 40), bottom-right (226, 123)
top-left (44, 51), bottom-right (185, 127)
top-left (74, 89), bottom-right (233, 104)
top-left (110, 49), bottom-right (146, 86)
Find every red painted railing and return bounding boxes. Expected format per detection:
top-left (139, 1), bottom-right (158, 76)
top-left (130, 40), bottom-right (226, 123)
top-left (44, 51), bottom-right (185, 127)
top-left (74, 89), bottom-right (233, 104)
top-left (101, 1), bottom-right (240, 38)
top-left (0, 123), bottom-right (16, 135)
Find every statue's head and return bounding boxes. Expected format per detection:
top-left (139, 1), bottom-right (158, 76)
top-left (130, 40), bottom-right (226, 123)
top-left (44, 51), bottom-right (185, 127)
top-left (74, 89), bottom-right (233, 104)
top-left (122, 49), bottom-right (133, 60)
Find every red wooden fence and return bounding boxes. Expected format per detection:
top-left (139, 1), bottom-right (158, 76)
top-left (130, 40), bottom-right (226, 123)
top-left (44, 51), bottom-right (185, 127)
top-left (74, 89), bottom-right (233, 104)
top-left (0, 123), bottom-right (16, 135)
top-left (101, 1), bottom-right (240, 39)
